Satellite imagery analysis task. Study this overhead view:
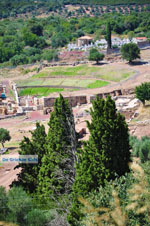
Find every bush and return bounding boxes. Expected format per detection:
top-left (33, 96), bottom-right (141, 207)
top-left (79, 163), bottom-right (150, 226)
top-left (23, 47), bottom-right (41, 56)
top-left (121, 43), bottom-right (140, 64)
top-left (135, 82), bottom-right (150, 106)
top-left (28, 54), bottom-right (41, 63)
top-left (0, 187), bottom-right (8, 221)
top-left (88, 48), bottom-right (104, 64)
top-left (10, 54), bottom-right (29, 66)
top-left (26, 209), bottom-right (51, 226)
top-left (0, 128), bottom-right (11, 148)
top-left (7, 187), bottom-right (33, 224)
top-left (130, 135), bottom-right (150, 162)
top-left (51, 33), bottom-right (68, 48)
top-left (139, 138), bottom-right (150, 163)
top-left (42, 49), bottom-right (58, 62)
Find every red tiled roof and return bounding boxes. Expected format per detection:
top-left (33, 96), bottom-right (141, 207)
top-left (78, 36), bottom-right (93, 40)
top-left (136, 37), bottom-right (146, 40)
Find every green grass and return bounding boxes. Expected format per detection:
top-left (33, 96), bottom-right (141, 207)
top-left (97, 70), bottom-right (134, 82)
top-left (16, 79), bottom-right (45, 86)
top-left (16, 65), bottom-right (134, 94)
top-left (33, 65), bottom-right (103, 78)
top-left (1, 141), bottom-right (20, 148)
top-left (15, 78), bottom-right (93, 87)
top-left (33, 65), bottom-right (134, 82)
top-left (87, 80), bottom-right (109, 88)
top-left (19, 87), bottom-right (64, 97)
top-left (16, 78), bottom-right (109, 88)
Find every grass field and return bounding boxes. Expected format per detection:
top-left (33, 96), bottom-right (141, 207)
top-left (16, 78), bottom-right (110, 88)
top-left (87, 80), bottom-right (109, 88)
top-left (16, 64), bottom-right (135, 96)
top-left (33, 64), bottom-right (134, 82)
top-left (33, 65), bottom-right (95, 78)
top-left (19, 87), bottom-right (64, 97)
top-left (97, 70), bottom-right (133, 82)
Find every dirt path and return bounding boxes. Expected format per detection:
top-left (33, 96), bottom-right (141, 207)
top-left (0, 150), bottom-right (21, 191)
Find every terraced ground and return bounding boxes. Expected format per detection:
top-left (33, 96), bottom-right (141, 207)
top-left (16, 64), bottom-right (134, 96)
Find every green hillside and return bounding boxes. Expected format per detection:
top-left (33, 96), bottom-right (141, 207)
top-left (0, 0), bottom-right (150, 19)
top-left (67, 0), bottom-right (150, 4)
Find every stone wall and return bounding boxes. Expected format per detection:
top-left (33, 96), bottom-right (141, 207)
top-left (43, 95), bottom-right (87, 108)
top-left (42, 88), bottom-right (135, 108)
top-left (43, 97), bottom-right (56, 108)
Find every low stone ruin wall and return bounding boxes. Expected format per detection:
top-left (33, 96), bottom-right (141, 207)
top-left (88, 88), bottom-right (134, 103)
top-left (43, 88), bottom-right (135, 108)
top-left (43, 95), bottom-right (87, 108)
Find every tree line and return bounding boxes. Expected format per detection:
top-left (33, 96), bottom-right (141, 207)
top-left (1, 0), bottom-right (150, 19)
top-left (1, 11), bottom-right (150, 67)
top-left (7, 94), bottom-right (130, 225)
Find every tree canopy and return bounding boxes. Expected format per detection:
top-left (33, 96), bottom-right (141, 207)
top-left (12, 122), bottom-right (47, 193)
top-left (88, 48), bottom-right (104, 64)
top-left (105, 22), bottom-right (112, 49)
top-left (37, 94), bottom-right (79, 202)
top-left (135, 82), bottom-right (150, 106)
top-left (68, 96), bottom-right (131, 225)
top-left (0, 128), bottom-right (11, 148)
top-left (121, 43), bottom-right (140, 63)
top-left (0, 11), bottom-right (150, 66)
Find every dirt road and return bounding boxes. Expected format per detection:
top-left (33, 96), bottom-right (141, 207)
top-left (0, 150), bottom-right (21, 191)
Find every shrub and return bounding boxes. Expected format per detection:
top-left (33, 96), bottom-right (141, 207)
top-left (130, 135), bottom-right (150, 162)
top-left (135, 82), bottom-right (150, 106)
top-left (121, 43), bottom-right (140, 64)
top-left (10, 54), bottom-right (28, 66)
top-left (88, 48), bottom-right (104, 64)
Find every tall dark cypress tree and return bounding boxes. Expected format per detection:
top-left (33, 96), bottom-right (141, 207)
top-left (37, 94), bottom-right (78, 201)
top-left (68, 96), bottom-right (131, 225)
top-left (12, 122), bottom-right (47, 193)
top-left (105, 22), bottom-right (112, 49)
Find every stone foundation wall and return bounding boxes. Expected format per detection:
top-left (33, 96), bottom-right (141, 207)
top-left (42, 88), bottom-right (135, 108)
top-left (43, 95), bottom-right (87, 108)
top-left (65, 96), bottom-right (87, 107)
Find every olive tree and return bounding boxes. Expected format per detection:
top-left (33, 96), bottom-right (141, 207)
top-left (0, 128), bottom-right (11, 148)
top-left (121, 43), bottom-right (140, 64)
top-left (88, 48), bottom-right (104, 64)
top-left (135, 82), bottom-right (150, 106)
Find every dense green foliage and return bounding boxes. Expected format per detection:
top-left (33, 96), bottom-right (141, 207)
top-left (0, 128), bottom-right (11, 148)
top-left (135, 82), bottom-right (150, 105)
top-left (12, 122), bottom-right (47, 193)
top-left (38, 94), bottom-right (78, 202)
top-left (80, 162), bottom-right (150, 226)
top-left (68, 96), bottom-right (131, 225)
top-left (1, 11), bottom-right (150, 66)
top-left (130, 135), bottom-right (150, 162)
top-left (0, 186), bottom-right (53, 226)
top-left (19, 87), bottom-right (64, 97)
top-left (5, 93), bottom-right (150, 225)
top-left (88, 48), bottom-right (104, 64)
top-left (0, 0), bottom-right (150, 19)
top-left (121, 43), bottom-right (140, 63)
top-left (105, 22), bottom-right (112, 49)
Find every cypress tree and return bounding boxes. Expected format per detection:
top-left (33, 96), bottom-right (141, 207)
top-left (37, 94), bottom-right (78, 201)
top-left (105, 22), bottom-right (112, 49)
top-left (12, 122), bottom-right (47, 193)
top-left (68, 96), bottom-right (131, 225)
